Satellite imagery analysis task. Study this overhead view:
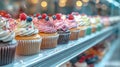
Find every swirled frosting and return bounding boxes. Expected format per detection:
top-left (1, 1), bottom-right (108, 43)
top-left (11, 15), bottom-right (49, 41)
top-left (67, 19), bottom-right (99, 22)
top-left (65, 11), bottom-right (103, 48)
top-left (8, 18), bottom-right (17, 30)
top-left (65, 19), bottom-right (78, 29)
top-left (74, 15), bottom-right (85, 26)
top-left (81, 15), bottom-right (91, 26)
top-left (0, 17), bottom-right (15, 42)
top-left (15, 17), bottom-right (38, 36)
top-left (90, 17), bottom-right (96, 24)
top-left (95, 16), bottom-right (101, 23)
top-left (54, 19), bottom-right (69, 32)
top-left (36, 18), bottom-right (57, 33)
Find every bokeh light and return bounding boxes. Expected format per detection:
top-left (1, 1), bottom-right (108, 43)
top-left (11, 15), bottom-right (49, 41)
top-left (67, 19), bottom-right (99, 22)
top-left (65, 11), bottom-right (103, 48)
top-left (76, 1), bottom-right (83, 7)
top-left (41, 1), bottom-right (47, 8)
top-left (82, 0), bottom-right (89, 3)
top-left (59, 0), bottom-right (67, 7)
top-left (31, 0), bottom-right (38, 4)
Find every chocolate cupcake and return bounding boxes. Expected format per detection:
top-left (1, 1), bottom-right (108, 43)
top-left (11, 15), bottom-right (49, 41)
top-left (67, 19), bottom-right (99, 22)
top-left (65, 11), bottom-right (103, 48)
top-left (0, 17), bottom-right (17, 66)
top-left (57, 29), bottom-right (70, 44)
top-left (53, 14), bottom-right (71, 44)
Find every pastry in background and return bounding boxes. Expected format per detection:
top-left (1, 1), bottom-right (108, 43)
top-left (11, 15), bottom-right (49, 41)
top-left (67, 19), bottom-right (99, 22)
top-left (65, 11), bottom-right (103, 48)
top-left (75, 56), bottom-right (88, 67)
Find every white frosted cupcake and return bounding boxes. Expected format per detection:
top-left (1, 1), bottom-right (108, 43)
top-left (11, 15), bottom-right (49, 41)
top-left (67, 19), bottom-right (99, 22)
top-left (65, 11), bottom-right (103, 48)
top-left (15, 13), bottom-right (42, 55)
top-left (80, 15), bottom-right (91, 35)
top-left (0, 17), bottom-right (17, 65)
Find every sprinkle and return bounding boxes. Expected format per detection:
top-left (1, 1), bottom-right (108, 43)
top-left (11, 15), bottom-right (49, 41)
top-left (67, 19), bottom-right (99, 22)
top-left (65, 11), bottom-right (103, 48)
top-left (29, 26), bottom-right (32, 28)
top-left (2, 26), bottom-right (7, 30)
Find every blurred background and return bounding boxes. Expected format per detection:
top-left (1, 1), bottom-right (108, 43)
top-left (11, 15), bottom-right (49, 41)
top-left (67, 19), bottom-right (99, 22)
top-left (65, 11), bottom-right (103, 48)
top-left (0, 0), bottom-right (120, 18)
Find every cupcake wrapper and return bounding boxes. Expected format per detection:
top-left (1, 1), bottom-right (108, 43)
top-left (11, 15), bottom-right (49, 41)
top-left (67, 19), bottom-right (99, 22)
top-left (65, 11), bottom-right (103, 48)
top-left (70, 30), bottom-right (80, 40)
top-left (41, 34), bottom-right (59, 49)
top-left (58, 32), bottom-right (70, 44)
top-left (0, 44), bottom-right (17, 66)
top-left (97, 24), bottom-right (103, 31)
top-left (85, 27), bottom-right (92, 35)
top-left (16, 38), bottom-right (42, 56)
top-left (92, 26), bottom-right (97, 33)
top-left (79, 29), bottom-right (85, 37)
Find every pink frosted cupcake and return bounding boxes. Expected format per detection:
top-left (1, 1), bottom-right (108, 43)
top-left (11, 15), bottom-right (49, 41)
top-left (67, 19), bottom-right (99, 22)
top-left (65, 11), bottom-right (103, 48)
top-left (90, 17), bottom-right (97, 33)
top-left (15, 13), bottom-right (42, 55)
top-left (34, 14), bottom-right (59, 49)
top-left (53, 14), bottom-right (70, 44)
top-left (0, 17), bottom-right (17, 65)
top-left (65, 14), bottom-right (80, 40)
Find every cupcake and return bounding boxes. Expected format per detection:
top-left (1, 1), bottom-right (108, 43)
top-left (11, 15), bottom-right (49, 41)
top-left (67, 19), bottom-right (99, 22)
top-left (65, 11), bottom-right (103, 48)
top-left (81, 15), bottom-right (91, 35)
top-left (35, 14), bottom-right (59, 49)
top-left (90, 17), bottom-right (97, 33)
top-left (95, 16), bottom-right (104, 31)
top-left (75, 56), bottom-right (88, 67)
top-left (0, 17), bottom-right (17, 65)
top-left (75, 15), bottom-right (86, 37)
top-left (53, 14), bottom-right (70, 44)
top-left (65, 14), bottom-right (80, 40)
top-left (15, 13), bottom-right (42, 55)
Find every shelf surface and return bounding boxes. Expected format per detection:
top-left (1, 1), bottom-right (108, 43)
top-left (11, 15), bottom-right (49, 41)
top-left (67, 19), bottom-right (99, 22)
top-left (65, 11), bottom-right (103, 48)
top-left (3, 25), bottom-right (118, 67)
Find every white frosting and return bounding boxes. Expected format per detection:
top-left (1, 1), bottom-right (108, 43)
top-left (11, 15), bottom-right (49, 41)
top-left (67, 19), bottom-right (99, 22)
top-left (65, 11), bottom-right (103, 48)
top-left (0, 18), bottom-right (15, 42)
top-left (15, 20), bottom-right (38, 36)
top-left (75, 62), bottom-right (88, 67)
top-left (90, 17), bottom-right (96, 24)
top-left (74, 15), bottom-right (85, 26)
top-left (81, 16), bottom-right (91, 26)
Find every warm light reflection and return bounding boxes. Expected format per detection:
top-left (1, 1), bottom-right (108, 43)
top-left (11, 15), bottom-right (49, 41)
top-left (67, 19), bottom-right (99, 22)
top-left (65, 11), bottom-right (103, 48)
top-left (59, 0), bottom-right (67, 3)
top-left (41, 1), bottom-right (47, 8)
top-left (82, 0), bottom-right (89, 3)
top-left (31, 0), bottom-right (38, 4)
top-left (76, 1), bottom-right (83, 7)
top-left (59, 0), bottom-right (67, 7)
top-left (59, 2), bottom-right (66, 7)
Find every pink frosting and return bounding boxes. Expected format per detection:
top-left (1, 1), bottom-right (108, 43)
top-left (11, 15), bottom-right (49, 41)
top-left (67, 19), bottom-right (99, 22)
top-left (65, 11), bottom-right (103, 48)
top-left (65, 19), bottom-right (78, 29)
top-left (8, 18), bottom-right (17, 30)
top-left (53, 19), bottom-right (69, 31)
top-left (33, 17), bottom-right (39, 27)
top-left (33, 18), bottom-right (57, 33)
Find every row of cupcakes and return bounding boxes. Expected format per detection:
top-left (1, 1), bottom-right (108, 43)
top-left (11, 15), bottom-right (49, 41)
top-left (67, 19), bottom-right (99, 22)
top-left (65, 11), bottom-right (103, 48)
top-left (15, 13), bottom-right (105, 55)
top-left (0, 12), bottom-right (108, 66)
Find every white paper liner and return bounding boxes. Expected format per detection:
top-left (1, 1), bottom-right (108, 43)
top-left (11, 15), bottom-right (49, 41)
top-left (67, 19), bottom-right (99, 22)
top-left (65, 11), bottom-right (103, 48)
top-left (16, 38), bottom-right (42, 55)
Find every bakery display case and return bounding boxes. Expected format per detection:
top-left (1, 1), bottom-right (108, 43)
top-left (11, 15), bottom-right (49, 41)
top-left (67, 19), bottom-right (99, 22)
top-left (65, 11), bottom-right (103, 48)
top-left (0, 0), bottom-right (119, 67)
